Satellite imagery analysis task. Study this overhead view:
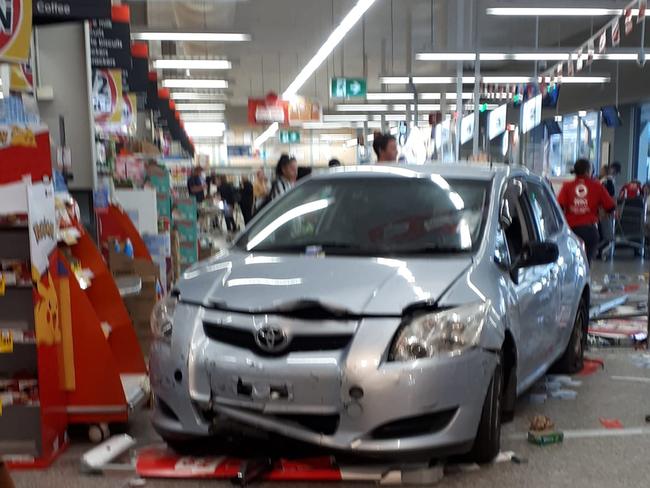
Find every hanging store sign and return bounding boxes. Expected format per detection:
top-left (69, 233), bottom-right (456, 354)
top-left (123, 42), bottom-right (148, 93)
top-left (288, 96), bottom-right (322, 123)
top-left (248, 93), bottom-right (289, 125)
top-left (460, 113), bottom-right (475, 145)
top-left (0, 0), bottom-right (32, 64)
top-left (488, 104), bottom-right (507, 140)
top-left (9, 62), bottom-right (33, 92)
top-left (330, 77), bottom-right (367, 99)
top-left (92, 68), bottom-right (123, 124)
top-left (90, 5), bottom-right (131, 70)
top-left (33, 0), bottom-right (110, 24)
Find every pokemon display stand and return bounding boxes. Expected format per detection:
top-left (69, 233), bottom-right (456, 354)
top-left (0, 179), bottom-right (68, 469)
top-left (55, 191), bottom-right (149, 441)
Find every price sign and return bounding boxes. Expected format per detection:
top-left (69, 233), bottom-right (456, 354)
top-left (0, 330), bottom-right (13, 354)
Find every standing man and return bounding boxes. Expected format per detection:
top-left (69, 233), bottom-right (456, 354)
top-left (187, 166), bottom-right (206, 203)
top-left (217, 175), bottom-right (238, 232)
top-left (372, 132), bottom-right (399, 163)
top-left (239, 176), bottom-right (255, 225)
top-left (558, 159), bottom-right (616, 264)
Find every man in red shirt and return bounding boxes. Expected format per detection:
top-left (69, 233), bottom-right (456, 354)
top-left (558, 159), bottom-right (616, 264)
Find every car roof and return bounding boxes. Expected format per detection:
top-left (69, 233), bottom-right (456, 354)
top-left (312, 162), bottom-right (530, 182)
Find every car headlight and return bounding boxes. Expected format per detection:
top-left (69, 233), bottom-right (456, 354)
top-left (389, 301), bottom-right (491, 361)
top-left (150, 292), bottom-right (178, 342)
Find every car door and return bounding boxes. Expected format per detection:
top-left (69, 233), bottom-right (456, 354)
top-left (501, 177), bottom-right (552, 386)
top-left (524, 178), bottom-right (564, 365)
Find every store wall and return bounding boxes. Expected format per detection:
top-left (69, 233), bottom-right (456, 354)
top-left (35, 22), bottom-right (96, 190)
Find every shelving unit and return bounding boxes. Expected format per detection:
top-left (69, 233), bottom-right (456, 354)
top-left (0, 180), bottom-right (68, 468)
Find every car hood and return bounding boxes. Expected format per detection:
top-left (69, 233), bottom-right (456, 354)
top-left (176, 250), bottom-right (473, 316)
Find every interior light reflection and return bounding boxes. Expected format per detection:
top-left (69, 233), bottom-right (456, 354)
top-left (226, 278), bottom-right (303, 287)
top-left (246, 199), bottom-right (331, 250)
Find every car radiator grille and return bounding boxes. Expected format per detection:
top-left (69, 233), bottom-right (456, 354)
top-left (203, 322), bottom-right (353, 357)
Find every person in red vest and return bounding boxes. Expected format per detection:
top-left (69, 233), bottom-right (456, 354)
top-left (558, 159), bottom-right (616, 264)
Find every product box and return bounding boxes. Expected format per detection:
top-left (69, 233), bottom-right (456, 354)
top-left (173, 219), bottom-right (198, 244)
top-left (173, 197), bottom-right (197, 221)
top-left (156, 193), bottom-right (172, 219)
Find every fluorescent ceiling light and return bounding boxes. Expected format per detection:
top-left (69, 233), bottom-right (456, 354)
top-left (366, 92), bottom-right (414, 100)
top-left (380, 76), bottom-right (410, 84)
top-left (324, 114), bottom-right (368, 122)
top-left (175, 103), bottom-right (225, 111)
top-left (320, 134), bottom-right (353, 141)
top-left (337, 104), bottom-right (390, 111)
top-left (417, 52), bottom-right (641, 62)
top-left (486, 8), bottom-right (621, 16)
top-left (132, 32), bottom-right (250, 42)
top-left (171, 92), bottom-right (227, 101)
top-left (553, 76), bottom-right (610, 83)
top-left (154, 59), bottom-right (231, 70)
top-left (180, 113), bottom-right (225, 121)
top-left (184, 122), bottom-right (226, 138)
top-left (254, 122), bottom-right (279, 148)
top-left (163, 79), bottom-right (228, 89)
top-left (412, 76), bottom-right (457, 84)
top-left (383, 75), bottom-right (609, 85)
top-left (283, 0), bottom-right (376, 99)
top-left (302, 122), bottom-right (353, 129)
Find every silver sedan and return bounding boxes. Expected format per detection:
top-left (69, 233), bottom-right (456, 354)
top-left (149, 164), bottom-right (589, 463)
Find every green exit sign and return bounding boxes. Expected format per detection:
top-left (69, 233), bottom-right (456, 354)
top-left (279, 130), bottom-right (300, 144)
top-left (331, 77), bottom-right (367, 99)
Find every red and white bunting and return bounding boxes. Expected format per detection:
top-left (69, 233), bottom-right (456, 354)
top-left (625, 8), bottom-right (634, 35)
top-left (567, 56), bottom-right (575, 76)
top-left (599, 29), bottom-right (607, 52)
top-left (576, 49), bottom-right (584, 71)
top-left (587, 39), bottom-right (595, 65)
top-left (639, 0), bottom-right (647, 24)
top-left (611, 18), bottom-right (621, 47)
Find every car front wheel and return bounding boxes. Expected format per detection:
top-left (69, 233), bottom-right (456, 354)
top-left (469, 357), bottom-right (502, 463)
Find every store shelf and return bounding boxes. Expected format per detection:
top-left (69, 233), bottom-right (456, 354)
top-left (0, 404), bottom-right (42, 457)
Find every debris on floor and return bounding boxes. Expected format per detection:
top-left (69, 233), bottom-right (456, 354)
top-left (528, 374), bottom-right (582, 403)
top-left (599, 418), bottom-right (624, 429)
top-left (527, 415), bottom-right (564, 446)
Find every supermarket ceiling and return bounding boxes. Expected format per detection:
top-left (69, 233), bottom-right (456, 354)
top-left (123, 0), bottom-right (650, 108)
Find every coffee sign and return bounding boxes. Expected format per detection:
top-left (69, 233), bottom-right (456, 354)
top-left (33, 0), bottom-right (111, 24)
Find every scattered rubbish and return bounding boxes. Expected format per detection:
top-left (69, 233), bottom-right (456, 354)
top-left (398, 465), bottom-right (444, 485)
top-left (528, 393), bottom-right (548, 404)
top-left (511, 455), bottom-right (528, 464)
top-left (578, 358), bottom-right (605, 376)
top-left (599, 418), bottom-right (624, 429)
top-left (548, 389), bottom-right (578, 400)
top-left (80, 434), bottom-right (136, 474)
top-left (528, 415), bottom-right (564, 446)
top-left (494, 451), bottom-right (517, 463)
top-left (128, 478), bottom-right (146, 487)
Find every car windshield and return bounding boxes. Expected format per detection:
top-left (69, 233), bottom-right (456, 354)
top-left (236, 176), bottom-right (491, 256)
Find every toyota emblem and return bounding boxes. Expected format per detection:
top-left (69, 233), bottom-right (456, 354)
top-left (255, 326), bottom-right (289, 353)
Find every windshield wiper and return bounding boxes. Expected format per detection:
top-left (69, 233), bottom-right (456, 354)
top-left (386, 245), bottom-right (471, 255)
top-left (252, 241), bottom-right (372, 254)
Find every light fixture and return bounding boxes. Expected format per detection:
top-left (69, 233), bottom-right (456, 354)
top-left (366, 92), bottom-right (414, 100)
top-left (555, 115), bottom-right (563, 122)
top-left (320, 134), bottom-right (353, 141)
top-left (154, 59), bottom-right (232, 70)
top-left (163, 79), bottom-right (228, 89)
top-left (337, 104), bottom-right (391, 111)
top-left (184, 122), bottom-right (226, 138)
top-left (417, 51), bottom-right (642, 62)
top-left (181, 114), bottom-right (225, 122)
top-left (175, 103), bottom-right (226, 111)
top-left (302, 122), bottom-right (354, 129)
top-left (282, 0), bottom-right (377, 99)
top-left (578, 110), bottom-right (588, 117)
top-left (171, 92), bottom-right (227, 101)
top-left (132, 32), bottom-right (251, 42)
top-left (486, 7), bottom-right (621, 16)
top-left (382, 75), bottom-right (609, 85)
top-left (254, 122), bottom-right (279, 148)
top-left (323, 114), bottom-right (368, 122)
top-left (380, 76), bottom-right (410, 84)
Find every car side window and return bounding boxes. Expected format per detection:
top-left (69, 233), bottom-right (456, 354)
top-left (501, 179), bottom-right (537, 262)
top-left (526, 181), bottom-right (560, 240)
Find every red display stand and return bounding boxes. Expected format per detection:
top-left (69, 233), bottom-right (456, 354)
top-left (97, 204), bottom-right (153, 260)
top-left (0, 180), bottom-right (68, 469)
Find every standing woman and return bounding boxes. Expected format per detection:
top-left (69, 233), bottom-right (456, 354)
top-left (270, 154), bottom-right (298, 201)
top-left (558, 158), bottom-right (616, 264)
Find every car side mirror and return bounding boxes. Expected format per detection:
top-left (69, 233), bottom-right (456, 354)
top-left (513, 241), bottom-right (559, 270)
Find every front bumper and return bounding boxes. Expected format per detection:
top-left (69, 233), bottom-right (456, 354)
top-left (149, 304), bottom-right (497, 457)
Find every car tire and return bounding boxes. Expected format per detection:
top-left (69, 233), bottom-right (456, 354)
top-left (553, 298), bottom-right (587, 374)
top-left (470, 357), bottom-right (502, 464)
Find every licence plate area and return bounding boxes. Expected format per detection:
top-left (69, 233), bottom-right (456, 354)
top-left (206, 355), bottom-right (343, 413)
